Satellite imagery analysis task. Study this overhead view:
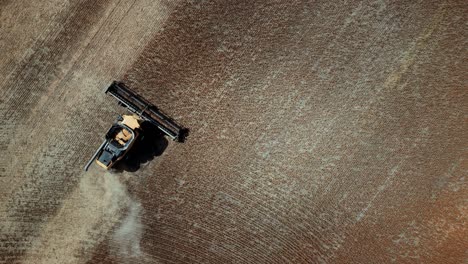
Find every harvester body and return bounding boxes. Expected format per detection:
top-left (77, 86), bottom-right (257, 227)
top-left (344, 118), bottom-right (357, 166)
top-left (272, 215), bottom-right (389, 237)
top-left (84, 81), bottom-right (184, 171)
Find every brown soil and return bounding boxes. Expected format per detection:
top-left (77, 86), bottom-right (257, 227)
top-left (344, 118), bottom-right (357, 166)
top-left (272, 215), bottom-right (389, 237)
top-left (1, 1), bottom-right (466, 263)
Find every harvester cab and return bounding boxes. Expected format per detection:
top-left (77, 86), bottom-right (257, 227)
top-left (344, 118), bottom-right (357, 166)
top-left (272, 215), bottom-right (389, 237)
top-left (84, 81), bottom-right (185, 171)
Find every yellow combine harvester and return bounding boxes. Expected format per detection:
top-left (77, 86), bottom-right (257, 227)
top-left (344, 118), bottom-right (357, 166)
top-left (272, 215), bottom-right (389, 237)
top-left (84, 81), bottom-right (184, 171)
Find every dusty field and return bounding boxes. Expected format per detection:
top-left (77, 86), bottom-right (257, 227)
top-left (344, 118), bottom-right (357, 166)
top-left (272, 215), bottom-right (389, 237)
top-left (1, 0), bottom-right (467, 263)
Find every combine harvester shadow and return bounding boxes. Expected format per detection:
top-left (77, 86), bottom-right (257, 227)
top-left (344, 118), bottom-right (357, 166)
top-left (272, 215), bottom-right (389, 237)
top-left (112, 121), bottom-right (169, 172)
top-left (84, 81), bottom-right (189, 172)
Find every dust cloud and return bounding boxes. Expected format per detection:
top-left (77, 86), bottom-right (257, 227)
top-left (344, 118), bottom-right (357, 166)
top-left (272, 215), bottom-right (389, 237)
top-left (20, 169), bottom-right (148, 264)
top-left (110, 192), bottom-right (145, 263)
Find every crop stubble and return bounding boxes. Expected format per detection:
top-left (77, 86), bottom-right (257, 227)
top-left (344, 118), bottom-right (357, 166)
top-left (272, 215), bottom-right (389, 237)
top-left (1, 1), bottom-right (467, 263)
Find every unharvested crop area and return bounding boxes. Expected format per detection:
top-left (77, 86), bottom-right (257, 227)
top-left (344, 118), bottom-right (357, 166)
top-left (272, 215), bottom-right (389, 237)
top-left (0, 1), bottom-right (466, 263)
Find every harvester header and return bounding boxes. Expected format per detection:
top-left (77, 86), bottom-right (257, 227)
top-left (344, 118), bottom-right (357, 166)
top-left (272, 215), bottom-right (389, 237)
top-left (106, 81), bottom-right (183, 141)
top-left (84, 81), bottom-right (185, 171)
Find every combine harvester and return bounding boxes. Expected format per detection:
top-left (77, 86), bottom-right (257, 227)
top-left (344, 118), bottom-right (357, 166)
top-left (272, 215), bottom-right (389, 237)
top-left (84, 81), bottom-right (185, 171)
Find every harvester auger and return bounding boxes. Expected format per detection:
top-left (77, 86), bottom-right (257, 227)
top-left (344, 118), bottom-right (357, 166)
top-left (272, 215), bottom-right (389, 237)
top-left (84, 81), bottom-right (186, 171)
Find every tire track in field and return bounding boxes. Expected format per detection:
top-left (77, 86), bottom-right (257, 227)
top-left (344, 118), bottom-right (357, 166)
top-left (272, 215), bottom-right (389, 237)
top-left (0, 1), bottom-right (181, 263)
top-left (0, 1), bottom-right (129, 259)
top-left (0, 0), bottom-right (69, 85)
top-left (0, 0), bottom-right (135, 199)
top-left (0, 5), bottom-right (116, 257)
top-left (0, 0), bottom-right (114, 175)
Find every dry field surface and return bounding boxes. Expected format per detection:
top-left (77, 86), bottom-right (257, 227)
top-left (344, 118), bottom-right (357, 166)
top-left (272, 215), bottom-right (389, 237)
top-left (0, 1), bottom-right (467, 263)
